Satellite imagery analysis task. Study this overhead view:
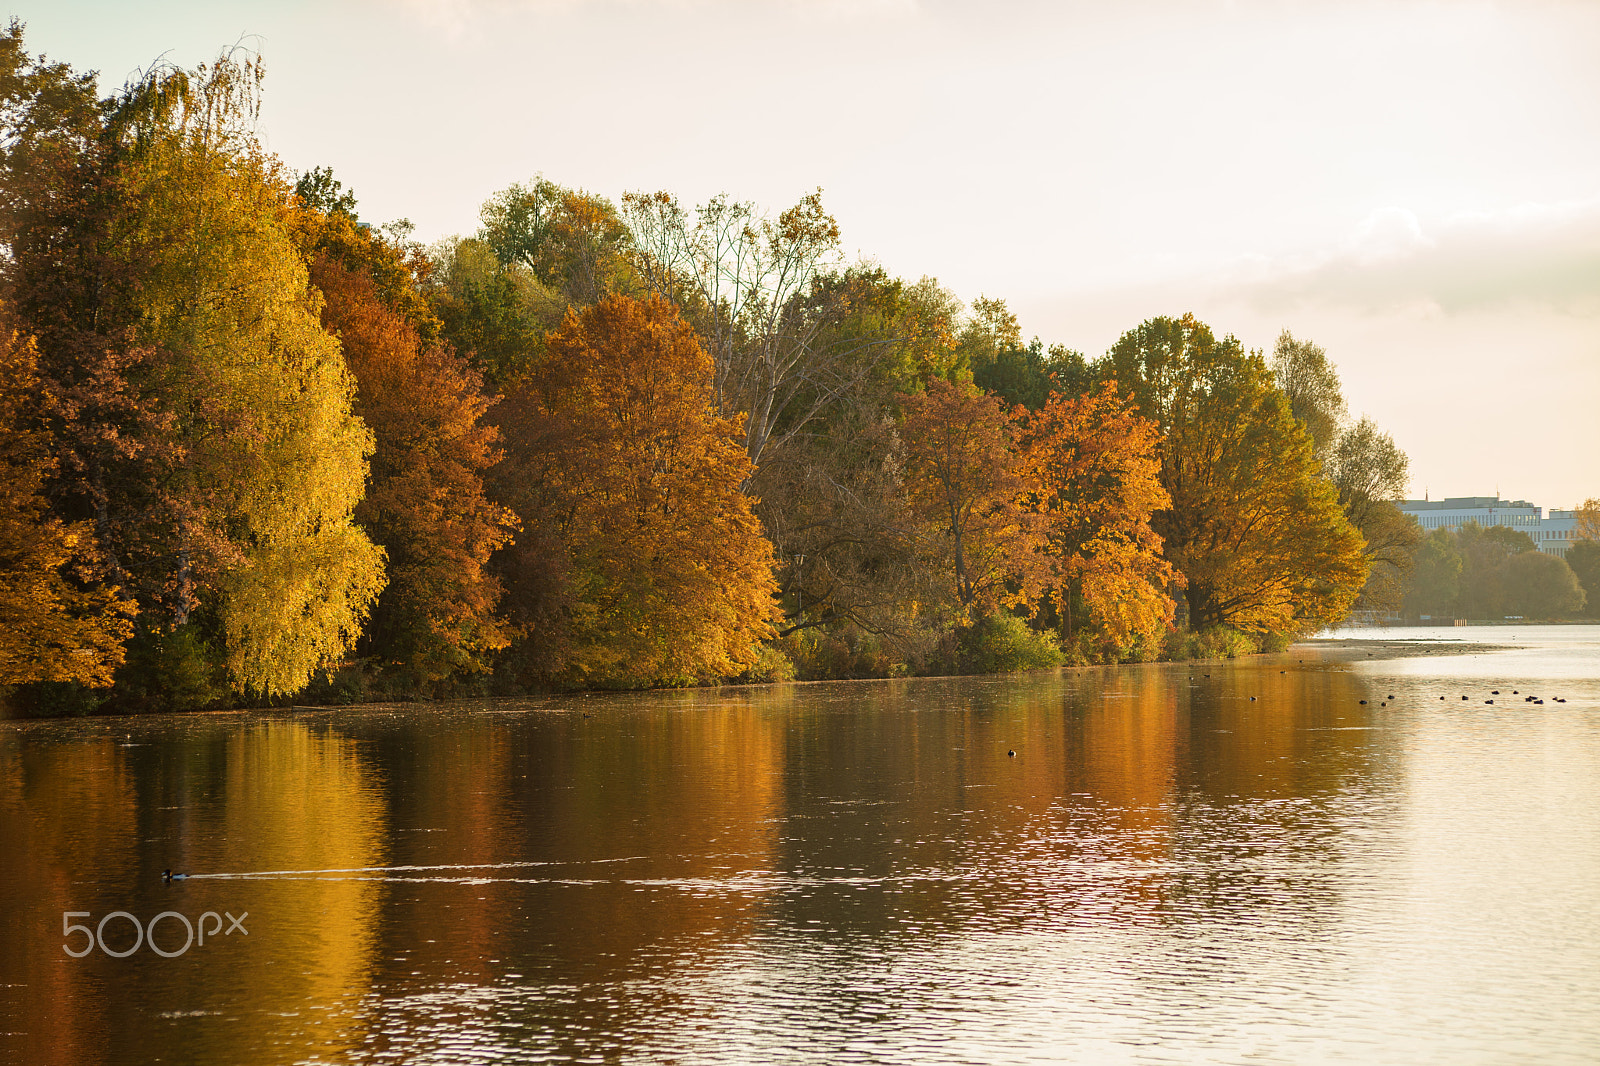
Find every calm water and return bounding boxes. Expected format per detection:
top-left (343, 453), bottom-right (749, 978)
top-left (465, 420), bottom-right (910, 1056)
top-left (3, 626), bottom-right (1598, 1065)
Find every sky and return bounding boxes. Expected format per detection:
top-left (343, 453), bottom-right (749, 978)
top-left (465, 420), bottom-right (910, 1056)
top-left (20, 0), bottom-right (1600, 509)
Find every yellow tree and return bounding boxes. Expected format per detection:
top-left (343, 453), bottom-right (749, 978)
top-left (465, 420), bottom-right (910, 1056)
top-left (901, 379), bottom-right (1050, 622)
top-left (538, 294), bottom-right (778, 686)
top-left (0, 322), bottom-right (133, 685)
top-left (1023, 382), bottom-right (1179, 657)
top-left (1576, 498), bottom-right (1600, 542)
top-left (115, 56), bottom-right (385, 696)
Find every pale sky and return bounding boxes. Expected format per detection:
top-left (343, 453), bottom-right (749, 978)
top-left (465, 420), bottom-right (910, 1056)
top-left (22, 0), bottom-right (1600, 509)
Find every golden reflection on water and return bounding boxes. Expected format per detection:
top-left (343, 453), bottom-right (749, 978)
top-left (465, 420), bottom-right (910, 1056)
top-left (3, 636), bottom-right (1598, 1064)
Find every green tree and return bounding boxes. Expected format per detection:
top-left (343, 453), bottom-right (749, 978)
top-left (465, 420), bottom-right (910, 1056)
top-left (1565, 539), bottom-right (1600, 617)
top-left (1327, 416), bottom-right (1420, 610)
top-left (1502, 551), bottom-right (1585, 618)
top-left (1453, 522), bottom-right (1534, 620)
top-left (1270, 329), bottom-right (1346, 460)
top-left (1403, 527), bottom-right (1464, 619)
top-left (1103, 314), bottom-right (1367, 633)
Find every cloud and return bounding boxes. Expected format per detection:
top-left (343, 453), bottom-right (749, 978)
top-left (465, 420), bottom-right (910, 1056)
top-left (1221, 199), bottom-right (1600, 317)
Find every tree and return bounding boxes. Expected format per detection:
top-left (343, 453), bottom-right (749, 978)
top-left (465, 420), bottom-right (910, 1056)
top-left (1403, 528), bottom-right (1464, 619)
top-left (0, 21), bottom-right (196, 629)
top-left (536, 294), bottom-right (779, 685)
top-left (755, 399), bottom-right (929, 644)
top-left (1453, 522), bottom-right (1534, 620)
top-left (1565, 539), bottom-right (1600, 616)
top-left (1502, 551), bottom-right (1585, 618)
top-left (479, 178), bottom-right (634, 307)
top-left (623, 189), bottom-right (893, 478)
top-left (1021, 382), bottom-right (1178, 658)
top-left (1327, 416), bottom-right (1420, 610)
top-left (107, 54), bottom-right (385, 696)
top-left (1103, 315), bottom-right (1368, 633)
top-left (1577, 498), bottom-right (1600, 542)
top-left (900, 379), bottom-right (1049, 622)
top-left (1270, 329), bottom-right (1346, 460)
top-left (428, 236), bottom-right (551, 391)
top-left (0, 321), bottom-right (133, 685)
top-left (311, 256), bottom-right (516, 685)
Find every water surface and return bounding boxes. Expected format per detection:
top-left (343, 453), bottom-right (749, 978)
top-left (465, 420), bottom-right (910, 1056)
top-left (3, 627), bottom-right (1598, 1064)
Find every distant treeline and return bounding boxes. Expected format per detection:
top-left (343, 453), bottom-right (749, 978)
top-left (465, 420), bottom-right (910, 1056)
top-left (1406, 521), bottom-right (1596, 622)
top-left (1, 30), bottom-right (1593, 715)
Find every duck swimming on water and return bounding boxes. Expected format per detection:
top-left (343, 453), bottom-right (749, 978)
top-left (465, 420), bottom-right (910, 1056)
top-left (162, 869), bottom-right (187, 883)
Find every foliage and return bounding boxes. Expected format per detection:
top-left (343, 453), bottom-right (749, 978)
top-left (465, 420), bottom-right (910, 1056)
top-left (960, 611), bottom-right (1063, 673)
top-left (1565, 539), bottom-right (1600, 616)
top-left (623, 188), bottom-right (894, 475)
top-left (480, 177), bottom-right (634, 307)
top-left (109, 55), bottom-right (386, 697)
top-left (735, 645), bottom-right (797, 684)
top-left (1327, 417), bottom-right (1419, 610)
top-left (1577, 498), bottom-right (1600, 542)
top-left (1270, 329), bottom-right (1346, 459)
top-left (1021, 381), bottom-right (1178, 658)
top-left (1104, 314), bottom-right (1368, 634)
top-left (0, 322), bottom-right (133, 686)
top-left (1501, 550), bottom-right (1585, 618)
top-left (900, 379), bottom-right (1050, 622)
top-left (534, 294), bottom-right (779, 686)
top-left (312, 257), bottom-right (516, 685)
top-left (1162, 625), bottom-right (1260, 661)
top-left (1403, 528), bottom-right (1464, 618)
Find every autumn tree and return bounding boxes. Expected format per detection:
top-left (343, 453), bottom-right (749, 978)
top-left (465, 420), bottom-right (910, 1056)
top-left (0, 321), bottom-right (133, 686)
top-left (0, 22), bottom-right (191, 632)
top-left (1577, 498), bottom-right (1600, 542)
top-left (311, 257), bottom-right (516, 685)
top-left (533, 294), bottom-right (779, 686)
top-left (105, 55), bottom-right (385, 696)
top-left (1104, 315), bottom-right (1367, 633)
top-left (1022, 382), bottom-right (1178, 658)
top-left (901, 379), bottom-right (1050, 624)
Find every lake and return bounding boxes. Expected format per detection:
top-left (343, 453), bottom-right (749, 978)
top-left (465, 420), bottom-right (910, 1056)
top-left (3, 625), bottom-right (1598, 1064)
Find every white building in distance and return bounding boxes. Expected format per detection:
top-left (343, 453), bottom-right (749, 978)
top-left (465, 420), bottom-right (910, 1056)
top-left (1397, 496), bottom-right (1580, 559)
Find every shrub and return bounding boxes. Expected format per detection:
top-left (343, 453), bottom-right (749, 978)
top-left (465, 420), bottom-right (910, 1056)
top-left (961, 612), bottom-right (1063, 674)
top-left (737, 645), bottom-right (797, 684)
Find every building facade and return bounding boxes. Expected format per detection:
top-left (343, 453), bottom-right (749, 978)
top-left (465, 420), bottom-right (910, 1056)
top-left (1396, 496), bottom-right (1580, 559)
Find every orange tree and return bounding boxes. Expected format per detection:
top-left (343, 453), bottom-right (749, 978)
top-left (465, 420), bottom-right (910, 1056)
top-left (312, 256), bottom-right (517, 686)
top-left (1021, 381), bottom-right (1178, 658)
top-left (900, 379), bottom-right (1050, 625)
top-left (534, 294), bottom-right (779, 686)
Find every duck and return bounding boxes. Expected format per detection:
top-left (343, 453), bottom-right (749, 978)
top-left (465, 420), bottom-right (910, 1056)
top-left (162, 869), bottom-right (187, 883)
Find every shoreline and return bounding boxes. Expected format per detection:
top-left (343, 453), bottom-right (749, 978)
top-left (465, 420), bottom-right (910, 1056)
top-left (1291, 637), bottom-right (1518, 662)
